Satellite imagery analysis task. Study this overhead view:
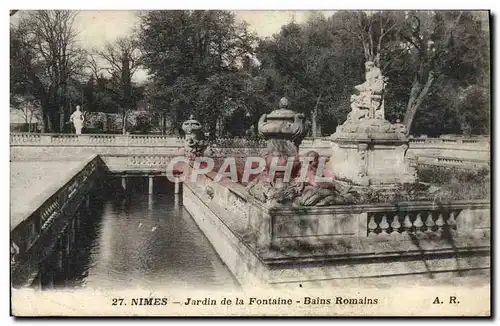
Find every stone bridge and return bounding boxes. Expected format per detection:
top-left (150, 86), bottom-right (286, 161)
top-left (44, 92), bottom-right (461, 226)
top-left (10, 133), bottom-right (490, 171)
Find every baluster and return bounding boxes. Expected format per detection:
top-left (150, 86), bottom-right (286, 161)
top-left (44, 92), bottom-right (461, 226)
top-left (390, 214), bottom-right (401, 235)
top-left (379, 214), bottom-right (390, 235)
top-left (414, 213), bottom-right (424, 234)
top-left (368, 214), bottom-right (378, 236)
top-left (425, 212), bottom-right (435, 234)
top-left (402, 214), bottom-right (412, 234)
top-left (435, 213), bottom-right (445, 233)
top-left (447, 211), bottom-right (456, 229)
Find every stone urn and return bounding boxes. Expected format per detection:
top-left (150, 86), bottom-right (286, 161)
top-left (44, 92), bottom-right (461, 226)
top-left (251, 98), bottom-right (308, 186)
top-left (258, 97), bottom-right (308, 149)
top-left (182, 115), bottom-right (208, 159)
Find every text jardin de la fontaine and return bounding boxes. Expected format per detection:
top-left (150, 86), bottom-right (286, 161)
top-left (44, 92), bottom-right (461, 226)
top-left (121, 296), bottom-right (379, 306)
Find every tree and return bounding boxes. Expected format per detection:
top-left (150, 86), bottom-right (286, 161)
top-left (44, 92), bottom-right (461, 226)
top-left (255, 14), bottom-right (366, 136)
top-left (11, 95), bottom-right (42, 132)
top-left (137, 10), bottom-right (257, 137)
top-left (332, 10), bottom-right (489, 134)
top-left (337, 11), bottom-right (404, 67)
top-left (94, 36), bottom-right (142, 134)
top-left (10, 10), bottom-right (86, 132)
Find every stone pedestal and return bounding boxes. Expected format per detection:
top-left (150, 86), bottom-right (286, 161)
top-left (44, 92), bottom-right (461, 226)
top-left (330, 137), bottom-right (416, 186)
top-left (330, 119), bottom-right (416, 186)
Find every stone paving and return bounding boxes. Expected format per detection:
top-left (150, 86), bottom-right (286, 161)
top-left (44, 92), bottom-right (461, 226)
top-left (10, 159), bottom-right (91, 230)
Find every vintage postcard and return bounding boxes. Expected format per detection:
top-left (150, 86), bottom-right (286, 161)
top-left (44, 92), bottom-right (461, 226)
top-left (9, 9), bottom-right (491, 317)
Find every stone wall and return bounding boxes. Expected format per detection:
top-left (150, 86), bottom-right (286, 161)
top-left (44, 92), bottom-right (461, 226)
top-left (183, 172), bottom-right (490, 287)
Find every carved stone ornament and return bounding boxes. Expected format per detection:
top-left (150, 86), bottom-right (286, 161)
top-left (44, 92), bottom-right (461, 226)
top-left (257, 97), bottom-right (308, 147)
top-left (333, 62), bottom-right (408, 141)
top-left (182, 115), bottom-right (208, 159)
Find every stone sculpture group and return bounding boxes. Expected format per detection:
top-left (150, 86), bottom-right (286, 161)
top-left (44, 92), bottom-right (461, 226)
top-left (180, 61), bottom-right (420, 206)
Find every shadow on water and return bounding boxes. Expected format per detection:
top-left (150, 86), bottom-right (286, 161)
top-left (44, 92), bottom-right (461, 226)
top-left (62, 176), bottom-right (239, 291)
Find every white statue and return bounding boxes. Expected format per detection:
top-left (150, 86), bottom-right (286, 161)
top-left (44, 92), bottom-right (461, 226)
top-left (348, 61), bottom-right (388, 121)
top-left (355, 61), bottom-right (385, 94)
top-left (70, 105), bottom-right (85, 134)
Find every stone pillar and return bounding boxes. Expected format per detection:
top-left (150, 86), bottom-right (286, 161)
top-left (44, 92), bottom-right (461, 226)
top-left (174, 194), bottom-right (180, 206)
top-left (174, 178), bottom-right (181, 194)
top-left (148, 194), bottom-right (153, 210)
top-left (121, 176), bottom-right (127, 191)
top-left (71, 216), bottom-right (77, 246)
top-left (56, 237), bottom-right (64, 272)
top-left (75, 210), bottom-right (81, 230)
top-left (148, 176), bottom-right (154, 195)
top-left (65, 228), bottom-right (71, 256)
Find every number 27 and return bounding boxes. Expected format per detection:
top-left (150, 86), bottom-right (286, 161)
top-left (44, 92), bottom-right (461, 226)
top-left (112, 298), bottom-right (124, 306)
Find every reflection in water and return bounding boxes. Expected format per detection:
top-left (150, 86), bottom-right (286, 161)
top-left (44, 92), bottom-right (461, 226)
top-left (65, 181), bottom-right (239, 291)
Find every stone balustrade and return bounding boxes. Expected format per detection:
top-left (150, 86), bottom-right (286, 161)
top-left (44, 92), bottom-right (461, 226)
top-left (267, 199), bottom-right (490, 247)
top-left (100, 154), bottom-right (174, 174)
top-left (183, 170), bottom-right (491, 287)
top-left (416, 154), bottom-right (490, 170)
top-left (186, 170), bottom-right (490, 248)
top-left (366, 201), bottom-right (489, 237)
top-left (10, 133), bottom-right (490, 170)
top-left (10, 133), bottom-right (489, 148)
top-left (10, 155), bottom-right (107, 287)
top-left (407, 135), bottom-right (490, 163)
top-left (10, 133), bottom-right (184, 147)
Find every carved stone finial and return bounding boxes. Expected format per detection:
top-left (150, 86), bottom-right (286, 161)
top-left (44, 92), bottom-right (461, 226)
top-left (279, 97), bottom-right (289, 109)
top-left (182, 115), bottom-right (207, 159)
top-left (257, 98), bottom-right (307, 147)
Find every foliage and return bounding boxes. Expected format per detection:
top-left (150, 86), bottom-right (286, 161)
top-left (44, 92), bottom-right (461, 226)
top-left (416, 165), bottom-right (490, 184)
top-left (415, 165), bottom-right (490, 201)
top-left (10, 10), bottom-right (490, 137)
top-left (10, 11), bottom-right (87, 132)
top-left (255, 10), bottom-right (490, 136)
top-left (137, 10), bottom-right (259, 138)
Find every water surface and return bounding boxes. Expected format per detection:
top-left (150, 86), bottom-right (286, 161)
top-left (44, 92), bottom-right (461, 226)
top-left (65, 180), bottom-right (238, 291)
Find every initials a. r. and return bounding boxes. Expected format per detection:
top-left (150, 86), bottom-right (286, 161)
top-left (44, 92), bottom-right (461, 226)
top-left (432, 297), bottom-right (443, 304)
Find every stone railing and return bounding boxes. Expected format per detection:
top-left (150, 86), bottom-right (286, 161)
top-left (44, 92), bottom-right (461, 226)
top-left (365, 200), bottom-right (489, 237)
top-left (407, 135), bottom-right (490, 162)
top-left (185, 170), bottom-right (490, 250)
top-left (10, 133), bottom-right (489, 148)
top-left (10, 133), bottom-right (490, 170)
top-left (408, 134), bottom-right (490, 145)
top-left (10, 154), bottom-right (107, 287)
top-left (266, 199), bottom-right (490, 247)
top-left (211, 137), bottom-right (266, 148)
top-left (416, 155), bottom-right (490, 170)
top-left (100, 154), bottom-right (175, 173)
top-left (10, 133), bottom-right (184, 147)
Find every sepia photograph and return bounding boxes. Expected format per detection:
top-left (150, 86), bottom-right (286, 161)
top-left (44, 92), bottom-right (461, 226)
top-left (8, 8), bottom-right (491, 317)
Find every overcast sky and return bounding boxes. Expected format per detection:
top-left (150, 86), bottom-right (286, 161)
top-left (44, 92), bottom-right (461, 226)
top-left (72, 10), bottom-right (337, 47)
top-left (11, 10), bottom-right (490, 83)
top-left (12, 10), bottom-right (337, 82)
top-left (74, 10), bottom-right (338, 83)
